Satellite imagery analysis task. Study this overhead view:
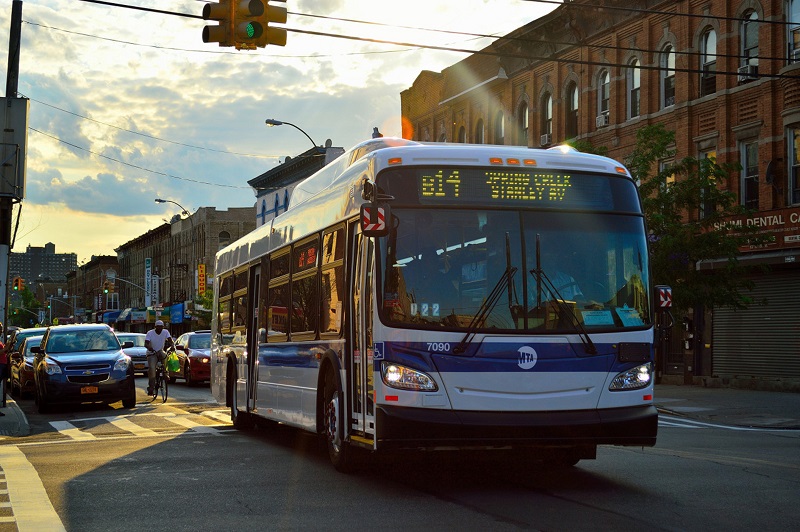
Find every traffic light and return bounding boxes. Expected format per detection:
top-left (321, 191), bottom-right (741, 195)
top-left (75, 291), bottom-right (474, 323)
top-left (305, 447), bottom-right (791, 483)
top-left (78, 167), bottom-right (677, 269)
top-left (257, 1), bottom-right (287, 48)
top-left (232, 0), bottom-right (287, 50)
top-left (12, 277), bottom-right (19, 290)
top-left (103, 280), bottom-right (110, 294)
top-left (202, 0), bottom-right (234, 48)
top-left (19, 277), bottom-right (24, 291)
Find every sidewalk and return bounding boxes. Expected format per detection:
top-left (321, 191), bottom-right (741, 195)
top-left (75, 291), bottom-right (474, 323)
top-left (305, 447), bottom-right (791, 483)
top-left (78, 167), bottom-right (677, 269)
top-left (655, 384), bottom-right (800, 429)
top-left (0, 397), bottom-right (30, 438)
top-left (0, 384), bottom-right (797, 438)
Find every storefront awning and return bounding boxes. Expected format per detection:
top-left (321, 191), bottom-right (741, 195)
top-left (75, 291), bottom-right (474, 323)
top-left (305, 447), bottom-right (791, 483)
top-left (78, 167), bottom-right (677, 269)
top-left (103, 310), bottom-right (121, 324)
top-left (117, 308), bottom-right (132, 322)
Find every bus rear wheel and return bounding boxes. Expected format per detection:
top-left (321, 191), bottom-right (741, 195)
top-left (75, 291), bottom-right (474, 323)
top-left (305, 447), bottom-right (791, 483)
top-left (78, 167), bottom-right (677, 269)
top-left (323, 371), bottom-right (355, 473)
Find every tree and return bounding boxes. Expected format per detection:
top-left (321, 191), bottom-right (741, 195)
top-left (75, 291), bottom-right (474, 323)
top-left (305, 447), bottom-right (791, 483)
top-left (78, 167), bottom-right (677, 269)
top-left (193, 291), bottom-right (214, 330)
top-left (624, 123), bottom-right (770, 312)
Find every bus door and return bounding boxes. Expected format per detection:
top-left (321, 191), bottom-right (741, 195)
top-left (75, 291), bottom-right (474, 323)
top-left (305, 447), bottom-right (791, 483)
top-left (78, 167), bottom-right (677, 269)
top-left (246, 264), bottom-right (261, 412)
top-left (349, 224), bottom-right (376, 442)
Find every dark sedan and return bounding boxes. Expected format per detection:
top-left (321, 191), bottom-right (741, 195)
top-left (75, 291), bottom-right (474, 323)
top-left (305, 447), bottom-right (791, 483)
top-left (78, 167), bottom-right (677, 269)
top-left (33, 324), bottom-right (137, 413)
top-left (170, 331), bottom-right (212, 385)
top-left (10, 335), bottom-right (42, 399)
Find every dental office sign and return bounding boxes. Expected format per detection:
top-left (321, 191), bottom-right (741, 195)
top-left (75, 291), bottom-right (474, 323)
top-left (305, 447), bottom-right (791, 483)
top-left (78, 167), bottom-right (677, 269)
top-left (714, 207), bottom-right (800, 252)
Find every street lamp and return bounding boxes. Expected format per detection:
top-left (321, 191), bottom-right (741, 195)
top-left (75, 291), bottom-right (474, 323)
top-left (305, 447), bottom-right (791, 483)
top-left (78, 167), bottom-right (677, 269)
top-left (265, 118), bottom-right (319, 150)
top-left (155, 198), bottom-right (197, 311)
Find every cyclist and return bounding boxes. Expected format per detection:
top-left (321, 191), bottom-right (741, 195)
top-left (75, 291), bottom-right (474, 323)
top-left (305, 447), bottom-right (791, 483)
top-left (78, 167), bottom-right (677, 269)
top-left (144, 320), bottom-right (173, 395)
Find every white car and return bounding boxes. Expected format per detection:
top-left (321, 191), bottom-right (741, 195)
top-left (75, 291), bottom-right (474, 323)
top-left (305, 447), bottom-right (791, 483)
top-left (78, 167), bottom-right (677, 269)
top-left (116, 332), bottom-right (148, 375)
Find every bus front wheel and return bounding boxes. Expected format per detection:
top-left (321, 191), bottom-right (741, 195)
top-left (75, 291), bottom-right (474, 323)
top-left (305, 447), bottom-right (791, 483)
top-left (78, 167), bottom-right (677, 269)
top-left (323, 370), bottom-right (355, 473)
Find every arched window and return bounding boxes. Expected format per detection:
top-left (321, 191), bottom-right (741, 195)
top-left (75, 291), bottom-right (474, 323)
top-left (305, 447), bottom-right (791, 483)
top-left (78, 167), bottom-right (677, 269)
top-left (517, 102), bottom-right (529, 146)
top-left (598, 70), bottom-right (610, 115)
top-left (494, 110), bottom-right (505, 145)
top-left (700, 29), bottom-right (717, 96)
top-left (218, 231), bottom-right (231, 249)
top-left (661, 45), bottom-right (676, 108)
top-left (458, 125), bottom-right (466, 143)
top-left (540, 93), bottom-right (552, 145)
top-left (740, 11), bottom-right (759, 80)
top-left (475, 119), bottom-right (484, 144)
top-left (565, 82), bottom-right (579, 139)
top-left (627, 59), bottom-right (641, 119)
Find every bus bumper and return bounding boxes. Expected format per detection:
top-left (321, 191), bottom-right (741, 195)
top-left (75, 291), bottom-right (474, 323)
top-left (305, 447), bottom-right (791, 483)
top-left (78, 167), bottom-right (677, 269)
top-left (375, 404), bottom-right (657, 450)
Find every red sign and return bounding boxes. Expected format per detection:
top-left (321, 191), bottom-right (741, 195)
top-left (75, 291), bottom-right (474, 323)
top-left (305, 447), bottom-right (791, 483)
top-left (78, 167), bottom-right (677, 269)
top-left (715, 206), bottom-right (800, 252)
top-left (658, 287), bottom-right (672, 308)
top-left (361, 206), bottom-right (386, 232)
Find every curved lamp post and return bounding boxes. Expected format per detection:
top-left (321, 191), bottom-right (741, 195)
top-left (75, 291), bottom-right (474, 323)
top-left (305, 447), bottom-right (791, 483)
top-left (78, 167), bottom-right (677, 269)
top-left (265, 118), bottom-right (318, 149)
top-left (155, 198), bottom-right (196, 312)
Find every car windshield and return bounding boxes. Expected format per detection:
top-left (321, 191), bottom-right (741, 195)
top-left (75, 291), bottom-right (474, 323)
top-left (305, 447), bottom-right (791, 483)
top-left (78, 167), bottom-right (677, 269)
top-left (188, 335), bottom-right (211, 349)
top-left (379, 208), bottom-right (650, 332)
top-left (119, 335), bottom-right (146, 347)
top-left (23, 337), bottom-right (42, 357)
top-left (46, 330), bottom-right (121, 353)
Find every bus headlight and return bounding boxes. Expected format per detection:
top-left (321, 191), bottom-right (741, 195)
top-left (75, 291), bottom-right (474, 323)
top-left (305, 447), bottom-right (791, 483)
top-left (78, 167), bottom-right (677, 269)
top-left (609, 363), bottom-right (652, 391)
top-left (381, 362), bottom-right (438, 391)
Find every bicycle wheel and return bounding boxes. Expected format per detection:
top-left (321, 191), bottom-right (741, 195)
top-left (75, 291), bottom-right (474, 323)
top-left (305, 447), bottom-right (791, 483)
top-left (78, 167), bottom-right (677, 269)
top-left (160, 366), bottom-right (168, 403)
top-left (151, 370), bottom-right (160, 401)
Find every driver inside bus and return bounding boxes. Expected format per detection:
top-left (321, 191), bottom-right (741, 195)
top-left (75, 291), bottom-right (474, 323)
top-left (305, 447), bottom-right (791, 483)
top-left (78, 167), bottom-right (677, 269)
top-left (530, 246), bottom-right (599, 308)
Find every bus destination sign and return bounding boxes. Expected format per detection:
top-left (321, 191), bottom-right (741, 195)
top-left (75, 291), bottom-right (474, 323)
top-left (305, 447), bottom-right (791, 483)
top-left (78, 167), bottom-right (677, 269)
top-left (421, 169), bottom-right (572, 202)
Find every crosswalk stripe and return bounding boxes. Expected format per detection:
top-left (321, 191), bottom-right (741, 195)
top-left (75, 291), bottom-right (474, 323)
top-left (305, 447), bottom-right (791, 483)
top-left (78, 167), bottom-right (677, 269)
top-left (0, 446), bottom-right (67, 530)
top-left (164, 415), bottom-right (220, 434)
top-left (202, 410), bottom-right (232, 424)
top-left (108, 417), bottom-right (160, 437)
top-left (49, 421), bottom-right (97, 440)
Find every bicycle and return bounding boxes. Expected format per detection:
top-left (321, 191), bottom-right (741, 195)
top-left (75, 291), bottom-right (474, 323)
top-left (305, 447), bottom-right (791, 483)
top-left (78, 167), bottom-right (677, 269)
top-left (150, 351), bottom-right (169, 403)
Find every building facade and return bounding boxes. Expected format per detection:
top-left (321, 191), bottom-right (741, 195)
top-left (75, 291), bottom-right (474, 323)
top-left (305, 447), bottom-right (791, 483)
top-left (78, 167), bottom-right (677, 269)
top-left (114, 207), bottom-right (255, 334)
top-left (10, 242), bottom-right (77, 298)
top-left (401, 0), bottom-right (800, 389)
top-left (249, 142), bottom-right (345, 228)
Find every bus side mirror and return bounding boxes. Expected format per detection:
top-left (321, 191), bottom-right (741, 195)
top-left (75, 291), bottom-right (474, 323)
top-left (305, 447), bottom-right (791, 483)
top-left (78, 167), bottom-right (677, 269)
top-left (360, 202), bottom-right (390, 237)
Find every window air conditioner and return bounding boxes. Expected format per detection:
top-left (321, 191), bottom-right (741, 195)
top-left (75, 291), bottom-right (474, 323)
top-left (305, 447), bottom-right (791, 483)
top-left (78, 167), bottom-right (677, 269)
top-left (737, 64), bottom-right (757, 82)
top-left (540, 133), bottom-right (552, 146)
top-left (596, 113), bottom-right (609, 128)
top-left (792, 49), bottom-right (800, 63)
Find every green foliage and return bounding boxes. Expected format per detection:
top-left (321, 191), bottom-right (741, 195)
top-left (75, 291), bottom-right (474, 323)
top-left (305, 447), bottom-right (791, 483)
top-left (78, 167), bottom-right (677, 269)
top-left (193, 291), bottom-right (214, 329)
top-left (624, 124), bottom-right (771, 311)
top-left (565, 138), bottom-right (609, 157)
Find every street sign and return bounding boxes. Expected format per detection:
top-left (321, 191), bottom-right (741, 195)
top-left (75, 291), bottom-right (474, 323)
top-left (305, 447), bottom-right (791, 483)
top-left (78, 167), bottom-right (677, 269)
top-left (656, 285), bottom-right (672, 308)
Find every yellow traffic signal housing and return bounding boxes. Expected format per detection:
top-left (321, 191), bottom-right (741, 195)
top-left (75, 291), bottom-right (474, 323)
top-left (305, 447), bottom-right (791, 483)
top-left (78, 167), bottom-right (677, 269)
top-left (202, 0), bottom-right (234, 47)
top-left (18, 277), bottom-right (24, 291)
top-left (103, 280), bottom-right (110, 294)
top-left (12, 277), bottom-right (19, 290)
top-left (256, 1), bottom-right (287, 47)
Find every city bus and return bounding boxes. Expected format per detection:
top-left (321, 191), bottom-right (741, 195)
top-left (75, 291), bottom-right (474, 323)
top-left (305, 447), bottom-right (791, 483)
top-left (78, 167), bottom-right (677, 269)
top-left (211, 138), bottom-right (658, 472)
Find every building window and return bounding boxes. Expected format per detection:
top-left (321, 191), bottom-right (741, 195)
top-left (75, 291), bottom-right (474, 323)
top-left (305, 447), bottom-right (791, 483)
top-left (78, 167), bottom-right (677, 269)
top-left (790, 0), bottom-right (800, 62)
top-left (661, 45), bottom-right (676, 108)
top-left (517, 102), bottom-right (528, 146)
top-left (540, 93), bottom-right (552, 145)
top-left (741, 141), bottom-right (759, 210)
top-left (565, 82), bottom-right (579, 139)
top-left (628, 59), bottom-right (640, 119)
top-left (598, 70), bottom-right (610, 118)
top-left (458, 125), bottom-right (466, 143)
top-left (475, 119), bottom-right (484, 144)
top-left (219, 231), bottom-right (231, 249)
top-left (494, 110), bottom-right (504, 145)
top-left (700, 29), bottom-right (717, 96)
top-left (741, 11), bottom-right (759, 73)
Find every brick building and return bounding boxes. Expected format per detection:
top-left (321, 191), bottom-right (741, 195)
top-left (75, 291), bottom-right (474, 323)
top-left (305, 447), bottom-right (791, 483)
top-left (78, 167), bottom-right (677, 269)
top-left (401, 0), bottom-right (800, 389)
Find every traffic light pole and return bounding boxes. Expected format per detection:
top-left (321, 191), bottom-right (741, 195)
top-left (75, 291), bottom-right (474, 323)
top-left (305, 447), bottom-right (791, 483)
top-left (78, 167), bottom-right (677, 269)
top-left (2, 1), bottom-right (23, 338)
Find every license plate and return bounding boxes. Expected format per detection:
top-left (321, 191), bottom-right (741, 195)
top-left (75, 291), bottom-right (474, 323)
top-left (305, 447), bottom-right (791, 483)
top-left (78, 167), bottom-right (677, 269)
top-left (134, 363), bottom-right (145, 369)
top-left (81, 386), bottom-right (99, 394)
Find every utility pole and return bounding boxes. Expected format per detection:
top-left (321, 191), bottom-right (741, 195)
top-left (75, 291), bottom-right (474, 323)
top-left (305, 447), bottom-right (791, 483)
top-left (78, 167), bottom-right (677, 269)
top-left (1, 1), bottom-right (24, 337)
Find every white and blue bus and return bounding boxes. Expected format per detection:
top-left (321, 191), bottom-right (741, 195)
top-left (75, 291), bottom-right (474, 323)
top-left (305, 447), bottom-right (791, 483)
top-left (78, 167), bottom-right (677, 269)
top-left (211, 138), bottom-right (658, 471)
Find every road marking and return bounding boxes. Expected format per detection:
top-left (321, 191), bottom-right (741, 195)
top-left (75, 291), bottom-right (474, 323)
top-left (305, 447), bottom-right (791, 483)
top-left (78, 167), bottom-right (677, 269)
top-left (0, 446), bottom-right (66, 531)
top-left (202, 410), bottom-right (232, 424)
top-left (108, 416), bottom-right (159, 437)
top-left (49, 421), bottom-right (97, 440)
top-left (162, 414), bottom-right (220, 434)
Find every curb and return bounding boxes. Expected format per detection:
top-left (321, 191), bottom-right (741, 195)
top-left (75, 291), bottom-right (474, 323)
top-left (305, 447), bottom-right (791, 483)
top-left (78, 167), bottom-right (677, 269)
top-left (0, 397), bottom-right (30, 438)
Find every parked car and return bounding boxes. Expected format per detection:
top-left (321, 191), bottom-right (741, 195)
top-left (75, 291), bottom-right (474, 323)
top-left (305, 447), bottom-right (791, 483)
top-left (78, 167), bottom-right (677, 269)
top-left (170, 330), bottom-right (212, 385)
top-left (33, 324), bottom-right (137, 413)
top-left (116, 332), bottom-right (148, 375)
top-left (9, 326), bottom-right (49, 353)
top-left (9, 335), bottom-right (42, 398)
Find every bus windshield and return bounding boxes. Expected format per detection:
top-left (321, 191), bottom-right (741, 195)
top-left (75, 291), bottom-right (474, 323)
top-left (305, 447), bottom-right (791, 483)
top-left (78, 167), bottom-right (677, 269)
top-left (379, 208), bottom-right (650, 332)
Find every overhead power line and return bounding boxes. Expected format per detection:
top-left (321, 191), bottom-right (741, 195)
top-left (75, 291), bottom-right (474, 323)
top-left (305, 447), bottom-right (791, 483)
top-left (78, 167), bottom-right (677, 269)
top-left (30, 128), bottom-right (251, 189)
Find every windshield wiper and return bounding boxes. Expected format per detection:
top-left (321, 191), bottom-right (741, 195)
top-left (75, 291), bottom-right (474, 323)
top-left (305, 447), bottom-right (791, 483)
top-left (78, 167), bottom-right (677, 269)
top-left (530, 235), bottom-right (597, 355)
top-left (453, 263), bottom-right (517, 354)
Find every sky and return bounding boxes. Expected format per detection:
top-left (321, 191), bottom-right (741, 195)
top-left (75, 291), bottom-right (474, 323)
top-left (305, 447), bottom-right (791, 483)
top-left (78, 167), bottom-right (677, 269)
top-left (0, 0), bottom-right (556, 263)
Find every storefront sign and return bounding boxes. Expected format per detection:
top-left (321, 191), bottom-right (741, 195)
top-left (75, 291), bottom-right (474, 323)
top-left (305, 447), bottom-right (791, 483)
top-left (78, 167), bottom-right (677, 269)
top-left (715, 207), bottom-right (800, 252)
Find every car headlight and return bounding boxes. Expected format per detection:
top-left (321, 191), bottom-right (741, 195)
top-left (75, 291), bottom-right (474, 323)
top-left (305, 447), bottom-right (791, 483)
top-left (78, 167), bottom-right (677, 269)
top-left (44, 360), bottom-right (62, 375)
top-left (609, 363), bottom-right (653, 391)
top-left (114, 356), bottom-right (131, 371)
top-left (381, 361), bottom-right (438, 391)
